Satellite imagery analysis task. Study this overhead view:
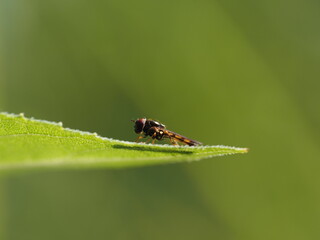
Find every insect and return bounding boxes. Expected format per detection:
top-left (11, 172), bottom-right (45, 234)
top-left (132, 118), bottom-right (202, 146)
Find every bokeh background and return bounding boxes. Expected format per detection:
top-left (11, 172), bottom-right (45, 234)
top-left (0, 0), bottom-right (320, 239)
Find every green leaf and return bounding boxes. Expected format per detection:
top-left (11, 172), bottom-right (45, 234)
top-left (0, 113), bottom-right (248, 170)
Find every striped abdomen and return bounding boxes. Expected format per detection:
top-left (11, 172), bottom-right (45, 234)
top-left (164, 130), bottom-right (202, 146)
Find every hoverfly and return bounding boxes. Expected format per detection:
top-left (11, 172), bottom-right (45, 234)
top-left (132, 118), bottom-right (202, 146)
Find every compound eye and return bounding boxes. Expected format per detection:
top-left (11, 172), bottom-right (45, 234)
top-left (134, 118), bottom-right (146, 133)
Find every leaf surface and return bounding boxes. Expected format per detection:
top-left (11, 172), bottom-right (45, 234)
top-left (0, 113), bottom-right (248, 170)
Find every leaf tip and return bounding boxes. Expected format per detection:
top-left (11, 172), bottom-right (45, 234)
top-left (242, 148), bottom-right (249, 153)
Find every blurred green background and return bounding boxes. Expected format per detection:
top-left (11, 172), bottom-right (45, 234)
top-left (1, 0), bottom-right (320, 239)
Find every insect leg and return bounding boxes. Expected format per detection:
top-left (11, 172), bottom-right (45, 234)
top-left (151, 131), bottom-right (158, 144)
top-left (170, 137), bottom-right (179, 146)
top-left (135, 135), bottom-right (145, 142)
top-left (144, 132), bottom-right (157, 144)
